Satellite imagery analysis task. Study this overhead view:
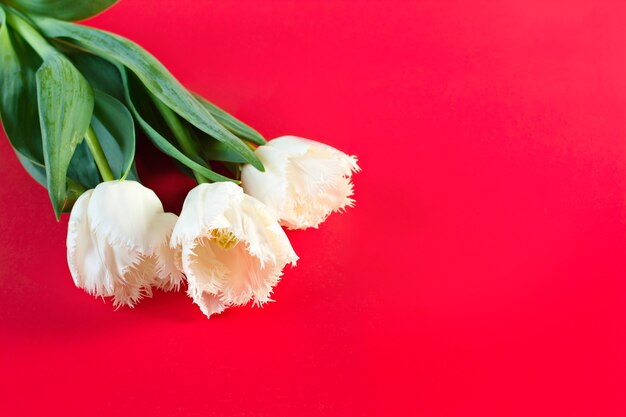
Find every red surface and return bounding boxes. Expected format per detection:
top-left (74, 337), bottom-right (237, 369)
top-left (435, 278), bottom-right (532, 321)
top-left (1, 1), bottom-right (626, 415)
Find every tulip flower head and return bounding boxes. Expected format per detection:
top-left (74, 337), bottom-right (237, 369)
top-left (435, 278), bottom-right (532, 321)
top-left (171, 182), bottom-right (298, 318)
top-left (241, 136), bottom-right (360, 230)
top-left (66, 181), bottom-right (183, 307)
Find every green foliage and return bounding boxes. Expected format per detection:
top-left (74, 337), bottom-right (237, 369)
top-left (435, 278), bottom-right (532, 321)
top-left (68, 50), bottom-right (125, 101)
top-left (3, 0), bottom-right (118, 21)
top-left (34, 16), bottom-right (265, 171)
top-left (92, 90), bottom-right (135, 180)
top-left (122, 69), bottom-right (235, 183)
top-left (0, 5), bottom-right (268, 217)
top-left (0, 6), bottom-right (44, 167)
top-left (193, 93), bottom-right (266, 146)
top-left (65, 91), bottom-right (139, 189)
top-left (66, 140), bottom-right (100, 189)
top-left (36, 53), bottom-right (94, 218)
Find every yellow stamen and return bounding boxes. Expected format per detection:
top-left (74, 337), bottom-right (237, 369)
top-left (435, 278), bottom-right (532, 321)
top-left (210, 229), bottom-right (239, 250)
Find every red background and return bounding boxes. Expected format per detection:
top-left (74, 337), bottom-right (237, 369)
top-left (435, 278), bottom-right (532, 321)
top-left (1, 1), bottom-right (626, 415)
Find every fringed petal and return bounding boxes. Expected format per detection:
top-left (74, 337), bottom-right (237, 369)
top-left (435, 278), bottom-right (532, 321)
top-left (174, 182), bottom-right (298, 318)
top-left (67, 190), bottom-right (115, 297)
top-left (170, 182), bottom-right (241, 247)
top-left (241, 136), bottom-right (360, 230)
top-left (187, 286), bottom-right (227, 318)
top-left (152, 213), bottom-right (184, 291)
top-left (66, 181), bottom-right (181, 308)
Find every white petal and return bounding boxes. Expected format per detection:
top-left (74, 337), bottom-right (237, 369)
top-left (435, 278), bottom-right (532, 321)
top-left (170, 182), bottom-right (242, 247)
top-left (241, 136), bottom-right (359, 230)
top-left (182, 237), bottom-right (230, 296)
top-left (265, 135), bottom-right (315, 155)
top-left (152, 213), bottom-right (185, 291)
top-left (67, 190), bottom-right (114, 296)
top-left (88, 181), bottom-right (170, 252)
top-left (67, 181), bottom-right (181, 307)
top-left (67, 190), bottom-right (149, 307)
top-left (187, 286), bottom-right (226, 318)
top-left (173, 183), bottom-right (298, 316)
top-left (237, 192), bottom-right (299, 268)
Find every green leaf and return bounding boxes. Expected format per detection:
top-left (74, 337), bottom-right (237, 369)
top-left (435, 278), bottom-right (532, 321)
top-left (91, 90), bottom-right (135, 179)
top-left (66, 96), bottom-right (139, 189)
top-left (68, 50), bottom-right (124, 101)
top-left (0, 9), bottom-right (101, 209)
top-left (19, 151), bottom-right (87, 212)
top-left (66, 52), bottom-right (137, 182)
top-left (16, 152), bottom-right (47, 186)
top-left (66, 139), bottom-right (100, 188)
top-left (38, 89), bottom-right (135, 191)
top-left (0, 7), bottom-right (44, 164)
top-left (34, 16), bottom-right (265, 171)
top-left (3, 0), bottom-right (119, 21)
top-left (62, 177), bottom-right (87, 212)
top-left (193, 129), bottom-right (247, 163)
top-left (37, 53), bottom-right (94, 218)
top-left (192, 93), bottom-right (266, 146)
top-left (121, 69), bottom-right (236, 183)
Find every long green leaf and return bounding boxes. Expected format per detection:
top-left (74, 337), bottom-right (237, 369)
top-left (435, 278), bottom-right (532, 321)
top-left (66, 140), bottom-right (100, 188)
top-left (0, 9), bottom-right (103, 211)
top-left (65, 92), bottom-right (137, 188)
top-left (0, 6), bottom-right (51, 189)
top-left (0, 6), bottom-right (44, 164)
top-left (192, 93), bottom-right (266, 146)
top-left (193, 129), bottom-right (247, 163)
top-left (37, 53), bottom-right (94, 218)
top-left (68, 50), bottom-right (124, 101)
top-left (67, 52), bottom-right (137, 181)
top-left (121, 69), bottom-right (235, 183)
top-left (34, 16), bottom-right (265, 171)
top-left (16, 152), bottom-right (46, 186)
top-left (3, 0), bottom-right (118, 21)
top-left (17, 151), bottom-right (87, 213)
top-left (91, 90), bottom-right (135, 179)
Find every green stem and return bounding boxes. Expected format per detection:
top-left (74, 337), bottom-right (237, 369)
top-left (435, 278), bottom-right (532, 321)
top-left (85, 126), bottom-right (115, 182)
top-left (62, 178), bottom-right (87, 212)
top-left (150, 94), bottom-right (208, 184)
top-left (5, 10), bottom-right (56, 59)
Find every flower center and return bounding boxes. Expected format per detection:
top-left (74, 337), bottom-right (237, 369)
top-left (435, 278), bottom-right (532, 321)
top-left (210, 228), bottom-right (239, 250)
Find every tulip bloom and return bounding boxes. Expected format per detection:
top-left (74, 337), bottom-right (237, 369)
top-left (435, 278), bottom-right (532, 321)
top-left (241, 136), bottom-right (360, 230)
top-left (66, 181), bottom-right (182, 307)
top-left (171, 182), bottom-right (298, 318)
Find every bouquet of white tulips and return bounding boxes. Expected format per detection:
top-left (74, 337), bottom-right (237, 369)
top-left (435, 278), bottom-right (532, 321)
top-left (0, 0), bottom-right (359, 318)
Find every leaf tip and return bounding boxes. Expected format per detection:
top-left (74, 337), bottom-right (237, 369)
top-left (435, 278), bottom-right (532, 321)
top-left (253, 133), bottom-right (267, 145)
top-left (253, 160), bottom-right (265, 172)
top-left (51, 197), bottom-right (62, 221)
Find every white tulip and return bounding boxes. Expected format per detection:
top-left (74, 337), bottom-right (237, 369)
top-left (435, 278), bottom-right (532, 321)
top-left (66, 181), bottom-right (183, 308)
top-left (241, 135), bottom-right (360, 230)
top-left (171, 182), bottom-right (298, 318)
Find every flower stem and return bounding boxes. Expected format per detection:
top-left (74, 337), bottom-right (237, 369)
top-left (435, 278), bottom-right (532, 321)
top-left (5, 10), bottom-right (56, 59)
top-left (150, 95), bottom-right (208, 184)
top-left (62, 178), bottom-right (87, 212)
top-left (85, 126), bottom-right (115, 182)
